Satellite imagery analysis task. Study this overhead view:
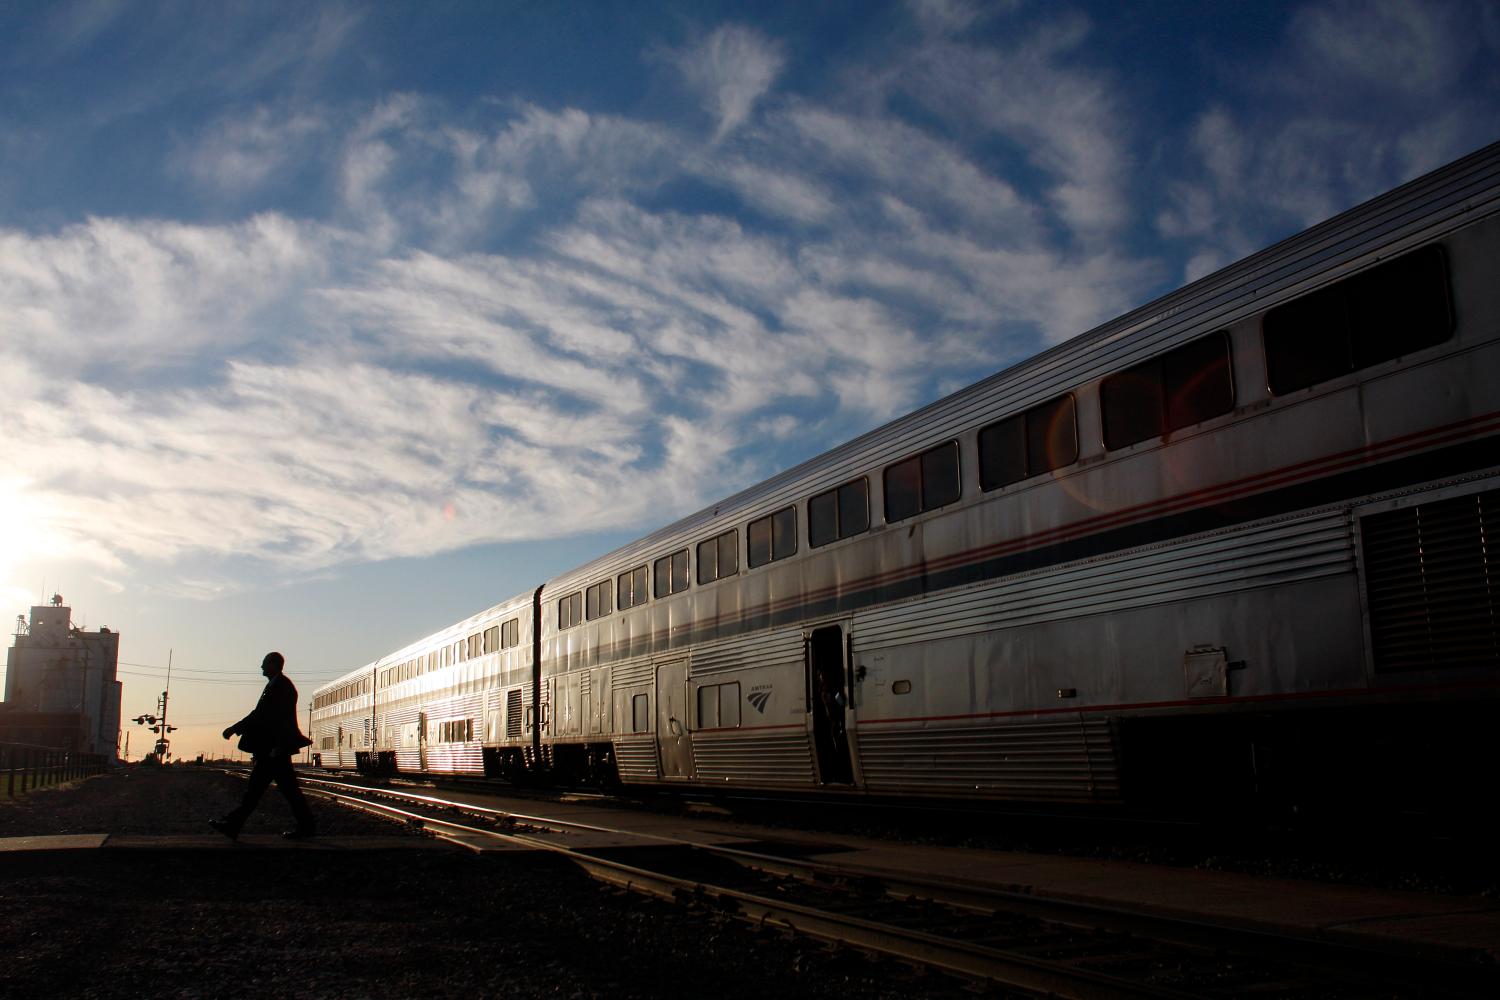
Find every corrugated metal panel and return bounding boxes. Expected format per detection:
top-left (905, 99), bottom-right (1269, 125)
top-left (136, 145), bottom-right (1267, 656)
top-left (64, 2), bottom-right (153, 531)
top-left (690, 629), bottom-right (804, 678)
top-left (1362, 486), bottom-right (1499, 671)
top-left (505, 688), bottom-right (523, 739)
top-left (692, 732), bottom-right (814, 785)
top-left (422, 746), bottom-right (484, 774)
top-left (858, 510), bottom-right (1353, 649)
top-left (613, 659), bottom-right (655, 688)
top-left (856, 717), bottom-right (1120, 801)
top-left (614, 737), bottom-right (658, 779)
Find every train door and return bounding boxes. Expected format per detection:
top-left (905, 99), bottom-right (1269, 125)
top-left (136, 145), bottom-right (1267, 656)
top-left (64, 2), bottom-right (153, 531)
top-left (655, 658), bottom-right (694, 779)
top-left (807, 625), bottom-right (854, 785)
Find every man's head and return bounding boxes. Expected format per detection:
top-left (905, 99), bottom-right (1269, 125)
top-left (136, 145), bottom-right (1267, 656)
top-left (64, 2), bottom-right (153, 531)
top-left (260, 651), bottom-right (285, 678)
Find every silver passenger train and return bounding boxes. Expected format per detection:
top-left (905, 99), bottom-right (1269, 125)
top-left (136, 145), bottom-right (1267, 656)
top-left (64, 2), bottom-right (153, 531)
top-left (311, 142), bottom-right (1500, 811)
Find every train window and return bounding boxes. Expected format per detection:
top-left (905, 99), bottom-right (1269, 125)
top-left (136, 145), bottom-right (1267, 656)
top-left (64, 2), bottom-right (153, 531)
top-left (631, 693), bottom-right (650, 733)
top-left (809, 477), bottom-right (870, 547)
top-left (748, 505), bottom-right (797, 568)
top-left (884, 441), bottom-right (960, 523)
top-left (586, 579), bottom-right (613, 620)
top-left (501, 617), bottom-right (519, 649)
top-left (979, 394), bottom-right (1078, 491)
top-left (1101, 331), bottom-right (1233, 450)
top-left (696, 682), bottom-right (742, 729)
top-left (439, 719), bottom-right (473, 743)
top-left (697, 529), bottom-right (738, 584)
top-left (483, 625), bottom-right (499, 653)
top-left (653, 550), bottom-right (690, 598)
top-left (1264, 245), bottom-right (1452, 394)
top-left (557, 591), bottom-right (583, 629)
top-left (617, 565), bottom-right (648, 609)
top-left (698, 685), bottom-right (719, 729)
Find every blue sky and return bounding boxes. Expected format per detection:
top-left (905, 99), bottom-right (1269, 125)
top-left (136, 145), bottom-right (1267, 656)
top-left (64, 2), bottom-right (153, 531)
top-left (2, 0), bottom-right (1497, 758)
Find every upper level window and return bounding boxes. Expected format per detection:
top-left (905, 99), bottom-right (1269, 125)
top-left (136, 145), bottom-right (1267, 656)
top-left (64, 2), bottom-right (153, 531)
top-left (586, 579), bottom-right (613, 620)
top-left (748, 506), bottom-right (797, 568)
top-left (697, 529), bottom-right (738, 584)
top-left (884, 441), bottom-right (960, 523)
top-left (500, 617), bottom-right (519, 649)
top-left (653, 550), bottom-right (690, 599)
top-left (483, 625), bottom-right (499, 653)
top-left (1263, 244), bottom-right (1452, 395)
top-left (1101, 331), bottom-right (1234, 451)
top-left (809, 478), bottom-right (870, 548)
top-left (558, 591), bottom-right (583, 629)
top-left (618, 565), bottom-right (649, 610)
top-left (979, 394), bottom-right (1078, 491)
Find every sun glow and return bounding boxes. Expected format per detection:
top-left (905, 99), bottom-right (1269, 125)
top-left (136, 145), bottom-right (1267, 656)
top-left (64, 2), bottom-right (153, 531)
top-left (0, 478), bottom-right (52, 602)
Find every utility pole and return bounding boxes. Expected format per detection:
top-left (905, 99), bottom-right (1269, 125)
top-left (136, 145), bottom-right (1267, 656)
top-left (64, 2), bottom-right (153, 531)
top-left (132, 650), bottom-right (177, 762)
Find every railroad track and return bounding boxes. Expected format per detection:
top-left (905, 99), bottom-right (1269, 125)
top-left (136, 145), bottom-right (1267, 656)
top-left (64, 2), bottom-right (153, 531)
top-left (289, 774), bottom-right (1496, 999)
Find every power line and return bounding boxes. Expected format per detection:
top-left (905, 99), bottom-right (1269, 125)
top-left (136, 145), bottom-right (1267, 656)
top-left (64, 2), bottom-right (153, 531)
top-left (119, 659), bottom-right (260, 676)
top-left (116, 668), bottom-right (261, 686)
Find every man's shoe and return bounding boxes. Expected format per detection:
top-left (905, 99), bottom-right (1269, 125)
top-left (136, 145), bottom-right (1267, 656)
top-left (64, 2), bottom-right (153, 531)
top-left (282, 826), bottom-right (316, 840)
top-left (208, 818), bottom-right (239, 841)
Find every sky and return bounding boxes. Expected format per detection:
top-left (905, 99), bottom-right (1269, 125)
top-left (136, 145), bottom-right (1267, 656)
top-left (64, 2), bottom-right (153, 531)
top-left (2, 0), bottom-right (1497, 761)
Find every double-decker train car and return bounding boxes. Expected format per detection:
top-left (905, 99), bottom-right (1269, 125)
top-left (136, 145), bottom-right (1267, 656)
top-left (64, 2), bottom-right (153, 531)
top-left (312, 141), bottom-right (1500, 810)
top-left (311, 592), bottom-right (537, 778)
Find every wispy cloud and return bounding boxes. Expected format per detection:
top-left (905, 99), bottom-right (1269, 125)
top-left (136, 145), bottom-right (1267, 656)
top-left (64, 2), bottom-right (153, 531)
top-left (892, 9), bottom-right (1131, 238)
top-left (0, 213), bottom-right (336, 370)
top-left (176, 105), bottom-right (328, 195)
top-left (671, 25), bottom-right (785, 142)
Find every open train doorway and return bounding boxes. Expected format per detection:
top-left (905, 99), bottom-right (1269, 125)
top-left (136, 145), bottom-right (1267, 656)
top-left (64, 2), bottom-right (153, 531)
top-left (807, 625), bottom-right (854, 785)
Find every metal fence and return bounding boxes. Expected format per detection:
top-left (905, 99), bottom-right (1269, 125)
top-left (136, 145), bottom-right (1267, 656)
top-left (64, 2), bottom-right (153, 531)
top-left (1, 742), bottom-right (110, 798)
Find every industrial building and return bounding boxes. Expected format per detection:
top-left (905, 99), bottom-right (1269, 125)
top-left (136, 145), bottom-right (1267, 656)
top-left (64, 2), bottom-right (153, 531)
top-left (2, 597), bottom-right (122, 758)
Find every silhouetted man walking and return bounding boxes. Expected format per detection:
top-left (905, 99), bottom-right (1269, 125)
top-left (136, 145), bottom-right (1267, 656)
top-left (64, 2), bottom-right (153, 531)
top-left (210, 651), bottom-right (316, 840)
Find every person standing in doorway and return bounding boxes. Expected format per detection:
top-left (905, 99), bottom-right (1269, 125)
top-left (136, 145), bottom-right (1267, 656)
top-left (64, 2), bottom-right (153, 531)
top-left (210, 651), bottom-right (316, 840)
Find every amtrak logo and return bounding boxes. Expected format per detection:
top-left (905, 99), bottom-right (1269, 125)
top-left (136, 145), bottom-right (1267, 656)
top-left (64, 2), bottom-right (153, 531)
top-left (747, 689), bottom-right (772, 714)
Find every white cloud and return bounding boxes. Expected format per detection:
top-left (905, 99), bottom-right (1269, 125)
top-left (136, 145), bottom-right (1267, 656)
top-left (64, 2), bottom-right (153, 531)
top-left (0, 213), bottom-right (335, 372)
top-left (780, 107), bottom-right (1039, 240)
top-left (892, 10), bottom-right (1130, 238)
top-left (907, 0), bottom-right (1002, 36)
top-left (178, 105), bottom-right (327, 194)
top-left (1291, 0), bottom-right (1471, 98)
top-left (673, 25), bottom-right (785, 142)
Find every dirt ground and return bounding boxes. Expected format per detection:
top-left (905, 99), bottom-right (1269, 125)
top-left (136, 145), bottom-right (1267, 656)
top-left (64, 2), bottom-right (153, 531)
top-left (0, 766), bottom-right (975, 998)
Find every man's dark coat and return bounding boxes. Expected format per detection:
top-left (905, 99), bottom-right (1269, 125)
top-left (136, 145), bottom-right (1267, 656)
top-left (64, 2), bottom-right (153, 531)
top-left (232, 673), bottom-right (314, 757)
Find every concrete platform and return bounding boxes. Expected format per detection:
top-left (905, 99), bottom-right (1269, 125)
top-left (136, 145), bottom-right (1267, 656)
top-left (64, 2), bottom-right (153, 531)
top-left (0, 834), bottom-right (109, 852)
